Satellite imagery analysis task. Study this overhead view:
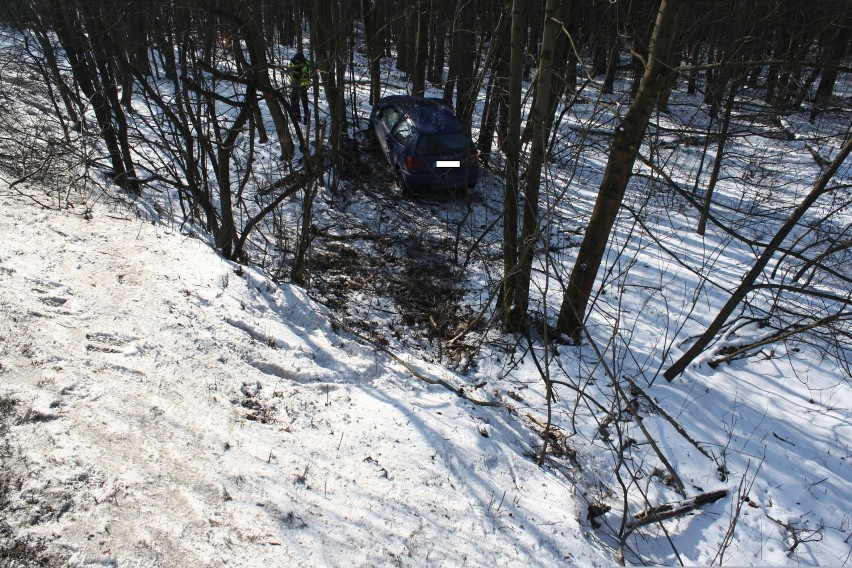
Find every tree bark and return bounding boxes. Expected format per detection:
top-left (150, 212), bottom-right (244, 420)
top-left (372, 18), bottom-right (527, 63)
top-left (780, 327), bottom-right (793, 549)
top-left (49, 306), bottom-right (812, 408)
top-left (557, 0), bottom-right (685, 340)
top-left (232, 0), bottom-right (294, 161)
top-left (509, 0), bottom-right (562, 331)
top-left (696, 78), bottom-right (739, 235)
top-left (810, 11), bottom-right (851, 121)
top-left (308, 0), bottom-right (350, 190)
top-left (412, 0), bottom-right (428, 96)
top-left (363, 0), bottom-right (385, 106)
top-left (213, 101), bottom-right (252, 260)
top-left (500, 0), bottom-right (526, 326)
top-left (452, 0), bottom-right (476, 127)
top-left (429, 3), bottom-right (447, 85)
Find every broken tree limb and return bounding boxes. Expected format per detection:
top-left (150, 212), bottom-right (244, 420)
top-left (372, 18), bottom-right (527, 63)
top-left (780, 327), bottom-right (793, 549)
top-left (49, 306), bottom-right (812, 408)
top-left (630, 410), bottom-right (687, 496)
top-left (329, 316), bottom-right (504, 408)
top-left (708, 312), bottom-right (847, 367)
top-left (627, 489), bottom-right (728, 533)
top-left (624, 376), bottom-right (713, 460)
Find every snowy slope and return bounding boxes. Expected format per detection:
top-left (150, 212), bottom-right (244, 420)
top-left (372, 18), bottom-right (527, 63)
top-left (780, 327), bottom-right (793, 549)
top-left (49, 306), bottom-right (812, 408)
top-left (0, 188), bottom-right (612, 567)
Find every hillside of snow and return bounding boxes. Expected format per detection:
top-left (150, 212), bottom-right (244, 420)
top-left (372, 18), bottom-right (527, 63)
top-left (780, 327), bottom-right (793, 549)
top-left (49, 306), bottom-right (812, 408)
top-left (0, 188), bottom-right (612, 567)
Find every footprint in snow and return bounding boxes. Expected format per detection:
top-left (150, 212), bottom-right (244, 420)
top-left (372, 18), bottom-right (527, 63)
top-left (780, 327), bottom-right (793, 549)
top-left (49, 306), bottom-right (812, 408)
top-left (28, 278), bottom-right (75, 313)
top-left (85, 332), bottom-right (140, 354)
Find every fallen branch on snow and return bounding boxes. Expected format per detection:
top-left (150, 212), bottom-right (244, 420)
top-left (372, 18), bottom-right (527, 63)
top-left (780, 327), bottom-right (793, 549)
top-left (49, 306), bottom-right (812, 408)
top-left (627, 489), bottom-right (728, 533)
top-left (329, 316), bottom-right (505, 408)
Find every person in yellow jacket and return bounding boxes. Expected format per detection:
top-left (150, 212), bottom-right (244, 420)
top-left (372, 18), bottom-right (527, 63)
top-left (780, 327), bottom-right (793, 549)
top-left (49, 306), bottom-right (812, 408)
top-left (288, 52), bottom-right (310, 125)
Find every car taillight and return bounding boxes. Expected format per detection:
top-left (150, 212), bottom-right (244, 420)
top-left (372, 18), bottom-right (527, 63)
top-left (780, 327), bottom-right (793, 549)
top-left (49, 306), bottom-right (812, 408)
top-left (469, 148), bottom-right (479, 162)
top-left (405, 155), bottom-right (420, 171)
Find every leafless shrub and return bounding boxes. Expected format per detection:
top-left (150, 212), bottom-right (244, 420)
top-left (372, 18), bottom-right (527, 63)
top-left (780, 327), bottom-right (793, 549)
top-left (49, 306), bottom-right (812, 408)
top-left (0, 33), bottom-right (99, 211)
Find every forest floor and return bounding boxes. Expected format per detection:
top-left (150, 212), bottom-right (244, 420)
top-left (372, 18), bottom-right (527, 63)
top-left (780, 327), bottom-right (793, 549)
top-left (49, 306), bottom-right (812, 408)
top-left (1, 38), bottom-right (851, 568)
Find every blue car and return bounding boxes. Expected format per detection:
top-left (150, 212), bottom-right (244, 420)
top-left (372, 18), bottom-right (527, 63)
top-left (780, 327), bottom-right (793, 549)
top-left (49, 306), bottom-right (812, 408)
top-left (369, 95), bottom-right (479, 193)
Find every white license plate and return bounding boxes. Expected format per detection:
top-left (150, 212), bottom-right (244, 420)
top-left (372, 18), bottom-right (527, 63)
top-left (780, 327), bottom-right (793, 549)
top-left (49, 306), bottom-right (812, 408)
top-left (436, 160), bottom-right (460, 168)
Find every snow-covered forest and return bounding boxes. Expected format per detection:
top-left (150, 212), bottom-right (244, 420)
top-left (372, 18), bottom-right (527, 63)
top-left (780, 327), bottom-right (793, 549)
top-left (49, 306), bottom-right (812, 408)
top-left (0, 0), bottom-right (850, 566)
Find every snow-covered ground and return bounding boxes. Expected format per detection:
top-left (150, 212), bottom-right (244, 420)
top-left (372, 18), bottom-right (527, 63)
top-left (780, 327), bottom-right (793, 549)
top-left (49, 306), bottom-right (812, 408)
top-left (2, 151), bottom-right (850, 566)
top-left (0, 188), bottom-right (612, 567)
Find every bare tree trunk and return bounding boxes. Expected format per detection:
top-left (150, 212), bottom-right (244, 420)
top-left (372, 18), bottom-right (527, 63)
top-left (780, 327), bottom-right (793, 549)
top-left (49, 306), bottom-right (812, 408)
top-left (500, 0), bottom-right (526, 325)
top-left (509, 0), bottom-right (562, 331)
top-left (810, 11), bottom-right (851, 121)
top-left (308, 0), bottom-right (351, 190)
top-left (477, 73), bottom-right (497, 165)
top-left (213, 102), bottom-right (252, 260)
top-left (556, 0), bottom-right (685, 340)
top-left (292, 188), bottom-right (316, 285)
top-left (363, 0), bottom-right (385, 106)
top-left (151, 9), bottom-right (177, 81)
top-left (705, 0), bottom-right (749, 116)
top-left (696, 78), bottom-right (739, 235)
top-left (234, 0), bottom-right (294, 160)
top-left (429, 3), bottom-right (447, 85)
top-left (70, 2), bottom-right (139, 192)
top-left (602, 36), bottom-right (619, 95)
top-left (412, 0), bottom-right (428, 96)
top-left (29, 23), bottom-right (82, 130)
top-left (469, 7), bottom-right (510, 162)
top-left (397, 4), bottom-right (415, 75)
top-left (520, 0), bottom-right (573, 144)
top-left (452, 0), bottom-right (476, 127)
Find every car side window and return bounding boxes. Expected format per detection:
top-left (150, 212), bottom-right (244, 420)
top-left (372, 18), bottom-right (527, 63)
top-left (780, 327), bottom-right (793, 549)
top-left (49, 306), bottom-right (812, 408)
top-left (392, 118), bottom-right (415, 146)
top-left (380, 107), bottom-right (401, 131)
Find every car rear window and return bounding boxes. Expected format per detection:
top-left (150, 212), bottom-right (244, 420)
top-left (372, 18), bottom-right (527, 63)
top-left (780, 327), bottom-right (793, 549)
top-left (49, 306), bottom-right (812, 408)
top-left (416, 133), bottom-right (470, 155)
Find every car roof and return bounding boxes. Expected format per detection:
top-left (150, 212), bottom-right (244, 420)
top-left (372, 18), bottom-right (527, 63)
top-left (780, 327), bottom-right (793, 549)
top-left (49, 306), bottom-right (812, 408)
top-left (377, 95), bottom-right (464, 135)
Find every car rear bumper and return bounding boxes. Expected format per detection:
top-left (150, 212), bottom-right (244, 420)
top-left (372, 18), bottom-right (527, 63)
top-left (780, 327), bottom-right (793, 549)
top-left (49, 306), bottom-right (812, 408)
top-left (401, 166), bottom-right (479, 191)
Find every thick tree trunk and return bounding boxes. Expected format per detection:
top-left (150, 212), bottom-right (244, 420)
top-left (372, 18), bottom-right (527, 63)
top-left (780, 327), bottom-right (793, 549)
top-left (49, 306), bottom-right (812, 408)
top-left (397, 4), bottom-right (416, 75)
top-left (509, 0), bottom-right (562, 332)
top-left (506, 0), bottom-right (561, 331)
top-left (452, 0), bottom-right (476, 127)
top-left (520, 0), bottom-right (574, 145)
top-left (556, 0), bottom-right (685, 339)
